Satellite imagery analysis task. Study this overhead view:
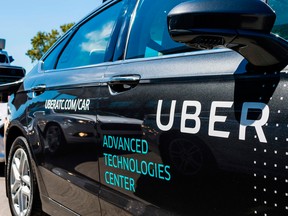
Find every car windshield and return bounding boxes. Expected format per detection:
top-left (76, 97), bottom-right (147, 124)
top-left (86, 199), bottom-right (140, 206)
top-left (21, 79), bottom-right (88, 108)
top-left (269, 0), bottom-right (288, 40)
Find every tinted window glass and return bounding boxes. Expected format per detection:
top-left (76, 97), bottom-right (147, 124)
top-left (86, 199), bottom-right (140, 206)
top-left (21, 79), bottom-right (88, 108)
top-left (126, 0), bottom-right (194, 59)
top-left (0, 54), bottom-right (8, 63)
top-left (43, 35), bottom-right (69, 71)
top-left (270, 0), bottom-right (288, 40)
top-left (56, 2), bottom-right (122, 69)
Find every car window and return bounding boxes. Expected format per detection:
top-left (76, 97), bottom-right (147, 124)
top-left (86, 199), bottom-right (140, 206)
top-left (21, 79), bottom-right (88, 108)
top-left (0, 54), bottom-right (8, 63)
top-left (126, 0), bottom-right (195, 59)
top-left (270, 0), bottom-right (288, 40)
top-left (43, 35), bottom-right (70, 71)
top-left (56, 2), bottom-right (122, 70)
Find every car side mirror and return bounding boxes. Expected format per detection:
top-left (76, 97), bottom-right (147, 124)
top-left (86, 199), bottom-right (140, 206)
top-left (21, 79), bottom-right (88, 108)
top-left (168, 0), bottom-right (288, 71)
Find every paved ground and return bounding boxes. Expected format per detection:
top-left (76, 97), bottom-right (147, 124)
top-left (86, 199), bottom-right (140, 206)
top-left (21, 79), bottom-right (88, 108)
top-left (0, 163), bottom-right (11, 216)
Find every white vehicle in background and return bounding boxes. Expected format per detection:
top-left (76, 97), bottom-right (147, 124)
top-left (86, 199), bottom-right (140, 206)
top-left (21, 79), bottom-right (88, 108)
top-left (0, 103), bottom-right (7, 161)
top-left (0, 38), bottom-right (25, 162)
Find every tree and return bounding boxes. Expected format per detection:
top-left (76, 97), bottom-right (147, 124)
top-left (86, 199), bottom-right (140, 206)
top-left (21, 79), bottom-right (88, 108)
top-left (26, 23), bottom-right (74, 62)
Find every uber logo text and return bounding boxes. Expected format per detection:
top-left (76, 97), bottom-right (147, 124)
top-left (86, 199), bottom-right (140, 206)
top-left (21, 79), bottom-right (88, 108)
top-left (156, 100), bottom-right (269, 143)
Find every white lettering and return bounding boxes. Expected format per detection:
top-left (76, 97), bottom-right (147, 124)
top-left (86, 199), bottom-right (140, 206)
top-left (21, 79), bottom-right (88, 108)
top-left (45, 99), bottom-right (91, 111)
top-left (156, 100), bottom-right (176, 131)
top-left (86, 99), bottom-right (90, 110)
top-left (155, 100), bottom-right (270, 143)
top-left (180, 101), bottom-right (201, 134)
top-left (239, 102), bottom-right (269, 143)
top-left (209, 101), bottom-right (233, 138)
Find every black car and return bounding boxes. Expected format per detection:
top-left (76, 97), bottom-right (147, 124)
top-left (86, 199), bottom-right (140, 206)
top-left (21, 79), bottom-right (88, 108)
top-left (3, 0), bottom-right (288, 215)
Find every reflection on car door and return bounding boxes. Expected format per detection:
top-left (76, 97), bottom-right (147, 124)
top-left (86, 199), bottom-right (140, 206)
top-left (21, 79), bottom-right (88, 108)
top-left (26, 66), bottom-right (104, 215)
top-left (98, 48), bottom-right (245, 214)
top-left (98, 48), bottom-right (288, 215)
top-left (96, 0), bottom-right (288, 213)
top-left (25, 1), bottom-right (125, 214)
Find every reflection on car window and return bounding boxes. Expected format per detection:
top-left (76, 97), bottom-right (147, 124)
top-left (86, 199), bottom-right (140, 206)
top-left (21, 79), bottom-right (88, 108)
top-left (43, 35), bottom-right (69, 71)
top-left (270, 0), bottom-right (288, 40)
top-left (126, 0), bottom-right (195, 59)
top-left (56, 2), bottom-right (122, 70)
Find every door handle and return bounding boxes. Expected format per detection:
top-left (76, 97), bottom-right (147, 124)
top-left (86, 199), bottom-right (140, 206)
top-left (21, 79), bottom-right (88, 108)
top-left (31, 84), bottom-right (46, 96)
top-left (108, 75), bottom-right (140, 84)
top-left (108, 75), bottom-right (140, 94)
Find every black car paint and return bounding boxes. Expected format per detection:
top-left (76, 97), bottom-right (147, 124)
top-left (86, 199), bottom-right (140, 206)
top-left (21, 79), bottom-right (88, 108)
top-left (4, 0), bottom-right (288, 215)
top-left (99, 49), bottom-right (288, 215)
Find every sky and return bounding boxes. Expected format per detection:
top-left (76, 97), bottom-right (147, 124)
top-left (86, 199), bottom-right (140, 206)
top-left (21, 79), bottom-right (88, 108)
top-left (1, 0), bottom-right (102, 72)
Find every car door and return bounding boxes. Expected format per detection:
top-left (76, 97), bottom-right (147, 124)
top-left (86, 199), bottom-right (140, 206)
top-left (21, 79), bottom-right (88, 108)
top-left (97, 0), bottom-right (288, 215)
top-left (25, 1), bottom-right (126, 215)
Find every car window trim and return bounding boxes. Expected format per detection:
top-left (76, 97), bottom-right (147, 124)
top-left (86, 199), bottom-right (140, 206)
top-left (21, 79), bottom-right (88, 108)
top-left (112, 0), bottom-right (138, 61)
top-left (123, 0), bottom-right (140, 60)
top-left (116, 48), bottom-right (235, 65)
top-left (103, 0), bottom-right (130, 62)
